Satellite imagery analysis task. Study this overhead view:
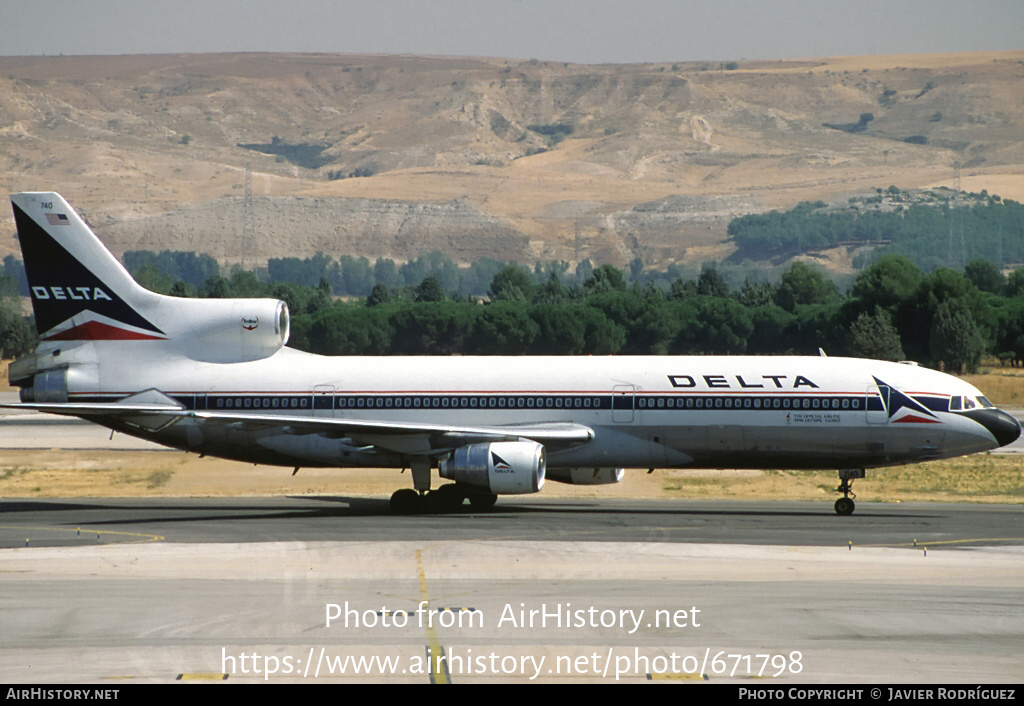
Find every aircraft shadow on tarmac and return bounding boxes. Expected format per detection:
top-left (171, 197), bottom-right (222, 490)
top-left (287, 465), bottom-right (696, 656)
top-left (0, 496), bottom-right (936, 526)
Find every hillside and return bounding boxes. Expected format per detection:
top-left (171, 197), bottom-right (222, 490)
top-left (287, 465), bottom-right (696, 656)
top-left (1, 51), bottom-right (1023, 271)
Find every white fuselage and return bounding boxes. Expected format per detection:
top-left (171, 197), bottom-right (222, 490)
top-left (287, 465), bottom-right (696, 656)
top-left (70, 343), bottom-right (1000, 470)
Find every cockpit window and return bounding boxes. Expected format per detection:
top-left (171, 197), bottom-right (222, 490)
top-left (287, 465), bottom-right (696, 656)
top-left (950, 395), bottom-right (993, 411)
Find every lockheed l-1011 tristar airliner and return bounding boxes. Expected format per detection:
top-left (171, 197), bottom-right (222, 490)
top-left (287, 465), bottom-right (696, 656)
top-left (5, 192), bottom-right (1019, 514)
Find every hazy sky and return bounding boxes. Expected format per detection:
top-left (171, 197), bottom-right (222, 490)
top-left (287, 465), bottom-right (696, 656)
top-left (1, 0), bottom-right (1021, 64)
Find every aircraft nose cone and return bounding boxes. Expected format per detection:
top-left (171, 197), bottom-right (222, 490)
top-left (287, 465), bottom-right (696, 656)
top-left (963, 408), bottom-right (1022, 448)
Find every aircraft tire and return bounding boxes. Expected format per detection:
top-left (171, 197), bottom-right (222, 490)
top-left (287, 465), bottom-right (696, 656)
top-left (434, 483), bottom-right (466, 512)
top-left (390, 488), bottom-right (422, 514)
top-left (834, 497), bottom-right (855, 516)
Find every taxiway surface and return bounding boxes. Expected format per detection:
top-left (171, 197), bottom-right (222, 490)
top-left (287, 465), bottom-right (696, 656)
top-left (2, 496), bottom-right (1023, 548)
top-left (1, 497), bottom-right (1022, 684)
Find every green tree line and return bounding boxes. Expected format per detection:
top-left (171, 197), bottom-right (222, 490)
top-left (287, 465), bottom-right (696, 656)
top-left (292, 257), bottom-right (1024, 372)
top-left (32, 256), bottom-right (1016, 373)
top-left (2, 248), bottom-right (1023, 374)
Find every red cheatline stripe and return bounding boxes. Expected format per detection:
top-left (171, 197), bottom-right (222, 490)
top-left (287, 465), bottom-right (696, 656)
top-left (42, 320), bottom-right (165, 341)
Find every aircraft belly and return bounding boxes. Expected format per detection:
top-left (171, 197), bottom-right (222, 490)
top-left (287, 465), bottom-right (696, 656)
top-left (752, 425), bottom-right (871, 456)
top-left (932, 428), bottom-right (993, 458)
top-left (548, 426), bottom-right (693, 467)
top-left (651, 421), bottom-right (929, 468)
top-left (256, 433), bottom-right (395, 467)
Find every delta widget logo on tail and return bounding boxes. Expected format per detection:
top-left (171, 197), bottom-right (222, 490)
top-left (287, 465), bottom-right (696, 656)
top-left (12, 201), bottom-right (166, 341)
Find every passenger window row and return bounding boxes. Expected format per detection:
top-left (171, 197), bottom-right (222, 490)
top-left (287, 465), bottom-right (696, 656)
top-left (204, 394), bottom-right (867, 412)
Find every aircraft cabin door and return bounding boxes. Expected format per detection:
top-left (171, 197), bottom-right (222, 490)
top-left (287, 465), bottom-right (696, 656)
top-left (313, 384), bottom-right (335, 418)
top-left (612, 384), bottom-right (636, 423)
top-left (866, 384), bottom-right (889, 425)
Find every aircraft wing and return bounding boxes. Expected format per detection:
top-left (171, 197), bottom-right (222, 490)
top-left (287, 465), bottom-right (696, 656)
top-left (189, 410), bottom-right (593, 452)
top-left (1, 401), bottom-right (595, 454)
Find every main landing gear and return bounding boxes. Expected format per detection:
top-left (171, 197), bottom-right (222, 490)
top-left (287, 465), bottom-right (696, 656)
top-left (389, 459), bottom-right (497, 514)
top-left (389, 485), bottom-right (497, 514)
top-left (834, 468), bottom-right (865, 515)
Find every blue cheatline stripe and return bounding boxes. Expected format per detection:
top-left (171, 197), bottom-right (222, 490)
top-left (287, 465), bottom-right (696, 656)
top-left (67, 391), bottom-right (944, 414)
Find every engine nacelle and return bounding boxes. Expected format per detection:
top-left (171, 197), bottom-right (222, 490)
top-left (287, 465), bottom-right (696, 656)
top-left (183, 299), bottom-right (290, 363)
top-left (22, 368), bottom-right (67, 402)
top-left (546, 467), bottom-right (624, 486)
top-left (439, 440), bottom-right (546, 495)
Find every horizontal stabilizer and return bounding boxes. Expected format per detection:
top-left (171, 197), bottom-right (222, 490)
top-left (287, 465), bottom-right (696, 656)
top-left (0, 388), bottom-right (184, 417)
top-left (1, 401), bottom-right (185, 416)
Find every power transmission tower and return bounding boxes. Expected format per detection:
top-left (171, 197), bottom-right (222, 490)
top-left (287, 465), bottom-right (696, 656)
top-left (995, 212), bottom-right (1003, 269)
top-left (573, 218), bottom-right (582, 281)
top-left (948, 161), bottom-right (965, 269)
top-left (242, 162), bottom-right (254, 271)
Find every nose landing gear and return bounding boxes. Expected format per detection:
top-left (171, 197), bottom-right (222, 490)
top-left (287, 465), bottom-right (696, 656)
top-left (834, 469), bottom-right (865, 515)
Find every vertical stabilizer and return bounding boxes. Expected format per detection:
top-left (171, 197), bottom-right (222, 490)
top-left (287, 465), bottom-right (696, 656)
top-left (10, 192), bottom-right (166, 341)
